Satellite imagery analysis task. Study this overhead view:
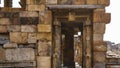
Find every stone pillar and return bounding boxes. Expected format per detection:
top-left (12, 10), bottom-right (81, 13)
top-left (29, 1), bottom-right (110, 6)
top-left (53, 20), bottom-right (61, 68)
top-left (93, 9), bottom-right (111, 68)
top-left (4, 0), bottom-right (12, 7)
top-left (83, 18), bottom-right (92, 68)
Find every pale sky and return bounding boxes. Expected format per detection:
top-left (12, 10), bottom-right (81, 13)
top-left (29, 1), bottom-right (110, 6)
top-left (0, 0), bottom-right (120, 44)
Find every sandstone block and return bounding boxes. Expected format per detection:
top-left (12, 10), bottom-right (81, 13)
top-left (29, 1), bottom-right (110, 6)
top-left (47, 0), bottom-right (57, 4)
top-left (7, 25), bottom-right (21, 32)
top-left (3, 42), bottom-right (18, 49)
top-left (0, 18), bottom-right (11, 25)
top-left (37, 56), bottom-right (51, 68)
top-left (93, 63), bottom-right (105, 68)
top-left (38, 24), bottom-right (51, 32)
top-left (93, 23), bottom-right (105, 34)
top-left (10, 32), bottom-right (21, 43)
top-left (37, 33), bottom-right (52, 41)
top-left (93, 43), bottom-right (107, 52)
top-left (93, 34), bottom-right (103, 41)
top-left (28, 33), bottom-right (37, 43)
top-left (94, 52), bottom-right (106, 63)
top-left (20, 11), bottom-right (39, 17)
top-left (27, 4), bottom-right (45, 12)
top-left (98, 0), bottom-right (110, 6)
top-left (21, 25), bottom-right (37, 32)
top-left (93, 9), bottom-right (111, 23)
top-left (26, 0), bottom-right (36, 4)
top-left (72, 0), bottom-right (85, 5)
top-left (0, 48), bottom-right (6, 61)
top-left (21, 32), bottom-right (28, 43)
top-left (0, 25), bottom-right (7, 33)
top-left (38, 41), bottom-right (51, 56)
top-left (5, 48), bottom-right (35, 61)
top-left (86, 0), bottom-right (97, 5)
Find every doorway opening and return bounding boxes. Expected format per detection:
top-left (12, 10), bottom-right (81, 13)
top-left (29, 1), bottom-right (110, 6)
top-left (61, 22), bottom-right (83, 68)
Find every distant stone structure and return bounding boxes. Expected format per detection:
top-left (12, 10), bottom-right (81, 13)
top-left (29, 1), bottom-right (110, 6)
top-left (0, 0), bottom-right (110, 68)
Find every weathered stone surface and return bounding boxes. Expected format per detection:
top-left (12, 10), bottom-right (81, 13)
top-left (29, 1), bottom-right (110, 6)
top-left (3, 42), bottom-right (18, 49)
top-left (21, 25), bottom-right (37, 32)
top-left (5, 48), bottom-right (35, 61)
top-left (47, 0), bottom-right (57, 4)
top-left (21, 32), bottom-right (28, 43)
top-left (93, 43), bottom-right (107, 52)
top-left (93, 63), bottom-right (105, 68)
top-left (27, 4), bottom-right (45, 11)
top-left (10, 32), bottom-right (21, 43)
top-left (38, 41), bottom-right (51, 56)
top-left (26, 0), bottom-right (36, 4)
top-left (20, 11), bottom-right (39, 17)
top-left (0, 34), bottom-right (9, 44)
top-left (72, 0), bottom-right (85, 5)
top-left (0, 25), bottom-right (7, 33)
top-left (93, 34), bottom-right (103, 41)
top-left (0, 48), bottom-right (6, 61)
top-left (94, 52), bottom-right (106, 62)
top-left (86, 0), bottom-right (97, 4)
top-left (38, 24), bottom-right (51, 32)
top-left (20, 17), bottom-right (38, 25)
top-left (37, 33), bottom-right (52, 41)
top-left (37, 56), bottom-right (51, 68)
top-left (93, 23), bottom-right (105, 34)
top-left (93, 9), bottom-right (111, 23)
top-left (7, 25), bottom-right (21, 32)
top-left (98, 0), bottom-right (110, 6)
top-left (28, 33), bottom-right (37, 43)
top-left (59, 0), bottom-right (72, 4)
top-left (0, 18), bottom-right (11, 25)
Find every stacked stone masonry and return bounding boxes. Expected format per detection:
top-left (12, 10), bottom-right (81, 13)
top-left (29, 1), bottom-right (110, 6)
top-left (0, 0), bottom-right (111, 68)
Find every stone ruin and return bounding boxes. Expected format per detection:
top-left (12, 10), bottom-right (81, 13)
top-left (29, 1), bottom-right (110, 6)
top-left (0, 0), bottom-right (111, 68)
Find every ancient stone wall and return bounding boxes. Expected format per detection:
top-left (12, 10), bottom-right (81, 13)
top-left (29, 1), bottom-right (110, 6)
top-left (0, 0), bottom-right (110, 68)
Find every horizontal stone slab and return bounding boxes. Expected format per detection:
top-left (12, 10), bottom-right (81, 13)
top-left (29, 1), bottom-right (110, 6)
top-left (93, 23), bottom-right (105, 34)
top-left (7, 25), bottom-right (21, 32)
top-left (0, 18), bottom-right (11, 25)
top-left (37, 33), bottom-right (52, 41)
top-left (21, 25), bottom-right (37, 32)
top-left (37, 24), bottom-right (51, 32)
top-left (5, 48), bottom-right (35, 61)
top-left (3, 42), bottom-right (18, 49)
top-left (20, 11), bottom-right (39, 17)
top-left (94, 52), bottom-right (106, 63)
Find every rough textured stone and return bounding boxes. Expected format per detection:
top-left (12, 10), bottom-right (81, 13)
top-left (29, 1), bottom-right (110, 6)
top-left (86, 0), bottom-right (97, 4)
top-left (0, 34), bottom-right (9, 44)
top-left (37, 33), bottom-right (52, 41)
top-left (93, 34), bottom-right (103, 41)
top-left (94, 52), bottom-right (106, 62)
top-left (38, 41), bottom-right (51, 56)
top-left (0, 48), bottom-right (6, 61)
top-left (28, 33), bottom-right (37, 43)
top-left (5, 48), bottom-right (35, 61)
top-left (47, 0), bottom-right (58, 4)
top-left (93, 44), bottom-right (107, 52)
top-left (93, 63), bottom-right (105, 68)
top-left (27, 4), bottom-right (45, 11)
top-left (0, 25), bottom-right (7, 33)
top-left (3, 42), bottom-right (18, 49)
top-left (93, 23), bottom-right (105, 34)
top-left (72, 0), bottom-right (85, 5)
top-left (38, 24), bottom-right (51, 32)
top-left (20, 11), bottom-right (39, 17)
top-left (21, 25), bottom-right (37, 32)
top-left (21, 32), bottom-right (28, 43)
top-left (0, 18), bottom-right (11, 25)
top-left (10, 32), bottom-right (21, 43)
top-left (7, 25), bottom-right (21, 32)
top-left (37, 56), bottom-right (51, 68)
